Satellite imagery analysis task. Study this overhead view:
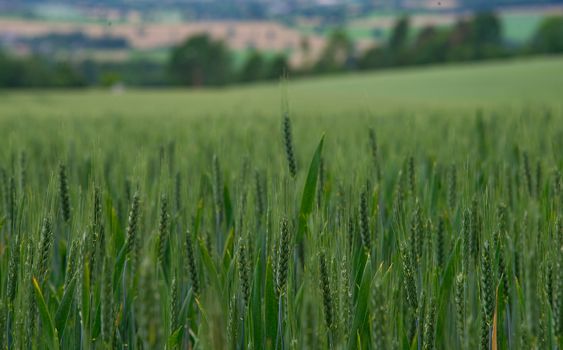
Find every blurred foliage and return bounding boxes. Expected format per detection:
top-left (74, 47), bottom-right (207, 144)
top-left (0, 52), bottom-right (85, 88)
top-left (168, 34), bottom-right (233, 86)
top-left (313, 28), bottom-right (355, 73)
top-left (1, 13), bottom-right (563, 88)
top-left (359, 12), bottom-right (510, 70)
top-left (531, 16), bottom-right (563, 54)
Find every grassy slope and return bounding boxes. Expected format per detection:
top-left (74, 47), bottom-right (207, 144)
top-left (1, 56), bottom-right (562, 119)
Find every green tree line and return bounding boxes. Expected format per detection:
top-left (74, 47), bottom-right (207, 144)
top-left (357, 13), bottom-right (563, 70)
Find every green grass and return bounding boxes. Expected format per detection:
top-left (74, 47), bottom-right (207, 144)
top-left (501, 13), bottom-right (545, 44)
top-left (232, 49), bottom-right (285, 70)
top-left (0, 57), bottom-right (562, 349)
top-left (1, 56), bottom-right (562, 119)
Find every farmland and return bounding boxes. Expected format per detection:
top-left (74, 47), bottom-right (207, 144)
top-left (0, 18), bottom-right (325, 66)
top-left (2, 56), bottom-right (563, 117)
top-left (2, 5), bottom-right (561, 68)
top-left (0, 57), bottom-right (562, 349)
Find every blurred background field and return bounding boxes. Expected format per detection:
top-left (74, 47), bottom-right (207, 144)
top-left (1, 0), bottom-right (563, 89)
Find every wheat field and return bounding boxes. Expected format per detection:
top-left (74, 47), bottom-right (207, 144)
top-left (0, 58), bottom-right (562, 349)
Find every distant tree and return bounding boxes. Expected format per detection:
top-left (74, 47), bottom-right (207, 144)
top-left (470, 12), bottom-right (504, 59)
top-left (168, 34), bottom-right (233, 86)
top-left (531, 16), bottom-right (563, 54)
top-left (414, 26), bottom-right (438, 48)
top-left (239, 50), bottom-right (266, 82)
top-left (265, 54), bottom-right (290, 80)
top-left (387, 16), bottom-right (411, 65)
top-left (389, 16), bottom-right (410, 51)
top-left (100, 71), bottom-right (122, 87)
top-left (51, 62), bottom-right (86, 87)
top-left (358, 46), bottom-right (389, 69)
top-left (314, 28), bottom-right (354, 72)
top-left (412, 26), bottom-right (449, 64)
top-left (471, 12), bottom-right (502, 46)
top-left (0, 51), bottom-right (25, 87)
top-left (448, 20), bottom-right (473, 48)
